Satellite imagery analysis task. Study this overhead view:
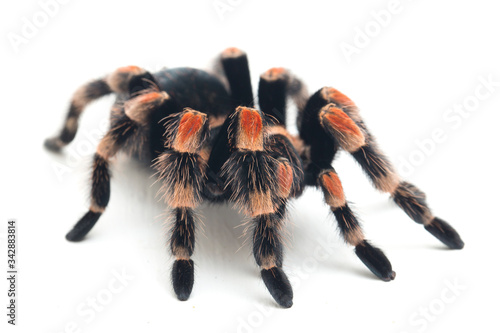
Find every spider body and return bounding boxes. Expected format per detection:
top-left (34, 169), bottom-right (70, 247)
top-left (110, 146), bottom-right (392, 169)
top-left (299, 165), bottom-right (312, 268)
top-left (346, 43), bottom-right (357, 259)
top-left (45, 48), bottom-right (464, 308)
top-left (122, 67), bottom-right (232, 159)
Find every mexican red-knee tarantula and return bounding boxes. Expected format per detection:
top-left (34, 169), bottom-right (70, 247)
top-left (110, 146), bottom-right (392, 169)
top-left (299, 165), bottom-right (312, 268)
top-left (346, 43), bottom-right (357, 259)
top-left (45, 47), bottom-right (464, 308)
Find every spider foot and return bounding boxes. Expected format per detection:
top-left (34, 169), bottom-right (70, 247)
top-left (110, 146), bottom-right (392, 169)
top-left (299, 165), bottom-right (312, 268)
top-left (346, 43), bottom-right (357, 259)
top-left (261, 267), bottom-right (293, 308)
top-left (66, 211), bottom-right (102, 242)
top-left (44, 137), bottom-right (64, 152)
top-left (425, 217), bottom-right (464, 249)
top-left (355, 240), bottom-right (396, 282)
top-left (172, 259), bottom-right (194, 301)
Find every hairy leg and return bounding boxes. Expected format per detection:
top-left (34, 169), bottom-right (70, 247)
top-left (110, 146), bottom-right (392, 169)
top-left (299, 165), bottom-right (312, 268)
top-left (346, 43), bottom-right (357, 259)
top-left (154, 108), bottom-right (209, 301)
top-left (66, 78), bottom-right (169, 241)
top-left (307, 86), bottom-right (464, 249)
top-left (45, 66), bottom-right (148, 151)
top-left (221, 106), bottom-right (299, 307)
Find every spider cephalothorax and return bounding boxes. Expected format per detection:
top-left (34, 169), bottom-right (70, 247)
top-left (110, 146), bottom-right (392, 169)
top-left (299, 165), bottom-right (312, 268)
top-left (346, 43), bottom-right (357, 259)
top-left (45, 47), bottom-right (464, 308)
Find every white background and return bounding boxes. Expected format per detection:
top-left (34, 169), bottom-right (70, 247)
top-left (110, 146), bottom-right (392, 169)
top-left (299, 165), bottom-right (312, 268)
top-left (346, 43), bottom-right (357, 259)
top-left (1, 0), bottom-right (499, 332)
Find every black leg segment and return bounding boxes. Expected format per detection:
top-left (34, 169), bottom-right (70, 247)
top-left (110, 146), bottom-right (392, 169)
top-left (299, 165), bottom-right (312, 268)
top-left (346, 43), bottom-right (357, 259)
top-left (66, 153), bottom-right (110, 241)
top-left (172, 259), bottom-right (195, 301)
top-left (425, 217), bottom-right (464, 249)
top-left (221, 47), bottom-right (254, 108)
top-left (261, 267), bottom-right (293, 308)
top-left (65, 211), bottom-right (102, 242)
top-left (355, 240), bottom-right (396, 281)
top-left (258, 68), bottom-right (288, 125)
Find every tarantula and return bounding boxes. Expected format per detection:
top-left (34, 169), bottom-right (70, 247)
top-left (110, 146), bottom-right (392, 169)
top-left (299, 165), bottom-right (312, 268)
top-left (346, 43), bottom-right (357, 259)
top-left (45, 47), bottom-right (464, 308)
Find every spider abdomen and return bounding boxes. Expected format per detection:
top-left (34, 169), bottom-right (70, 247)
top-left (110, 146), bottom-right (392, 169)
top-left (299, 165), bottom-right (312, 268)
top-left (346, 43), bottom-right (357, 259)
top-left (154, 67), bottom-right (231, 115)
